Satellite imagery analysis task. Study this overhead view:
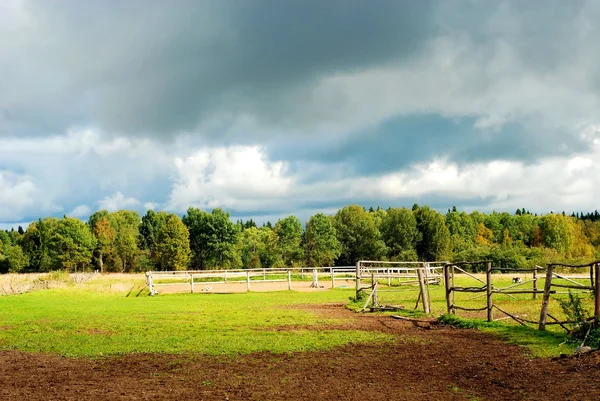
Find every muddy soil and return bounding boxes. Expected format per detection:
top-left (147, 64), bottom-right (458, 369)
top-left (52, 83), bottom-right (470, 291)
top-left (1, 304), bottom-right (599, 401)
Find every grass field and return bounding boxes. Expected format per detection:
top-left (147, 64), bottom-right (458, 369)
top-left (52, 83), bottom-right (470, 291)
top-left (0, 285), bottom-right (390, 357)
top-left (0, 272), bottom-right (593, 358)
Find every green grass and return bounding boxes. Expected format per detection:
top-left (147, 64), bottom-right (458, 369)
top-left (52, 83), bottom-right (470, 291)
top-left (0, 272), bottom-right (591, 359)
top-left (364, 274), bottom-right (593, 357)
top-left (0, 288), bottom-right (391, 357)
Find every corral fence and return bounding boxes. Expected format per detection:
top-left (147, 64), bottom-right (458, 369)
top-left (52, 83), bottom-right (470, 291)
top-left (356, 261), bottom-right (447, 313)
top-left (145, 266), bottom-right (355, 295)
top-left (444, 261), bottom-right (600, 330)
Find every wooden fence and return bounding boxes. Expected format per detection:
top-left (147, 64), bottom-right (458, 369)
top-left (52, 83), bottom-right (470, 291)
top-left (443, 261), bottom-right (600, 330)
top-left (539, 261), bottom-right (600, 330)
top-left (145, 266), bottom-right (355, 295)
top-left (356, 261), bottom-right (447, 313)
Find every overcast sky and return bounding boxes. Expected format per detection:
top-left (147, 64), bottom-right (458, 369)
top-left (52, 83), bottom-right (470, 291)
top-left (1, 0), bottom-right (599, 229)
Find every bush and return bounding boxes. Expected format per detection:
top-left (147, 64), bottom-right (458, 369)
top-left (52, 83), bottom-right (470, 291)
top-left (558, 291), bottom-right (600, 348)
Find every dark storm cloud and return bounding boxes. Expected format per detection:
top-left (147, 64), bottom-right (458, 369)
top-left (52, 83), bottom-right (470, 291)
top-left (0, 0), bottom-right (436, 137)
top-left (267, 115), bottom-right (591, 180)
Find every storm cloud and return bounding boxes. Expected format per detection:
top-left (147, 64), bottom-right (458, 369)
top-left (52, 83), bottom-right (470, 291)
top-left (1, 0), bottom-right (600, 226)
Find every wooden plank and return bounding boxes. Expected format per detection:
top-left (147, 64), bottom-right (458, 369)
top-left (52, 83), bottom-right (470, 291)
top-left (551, 283), bottom-right (594, 290)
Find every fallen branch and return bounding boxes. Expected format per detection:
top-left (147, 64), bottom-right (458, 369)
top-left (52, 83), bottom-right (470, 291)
top-left (390, 315), bottom-right (436, 324)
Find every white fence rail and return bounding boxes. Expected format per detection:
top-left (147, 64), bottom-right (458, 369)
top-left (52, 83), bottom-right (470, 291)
top-left (146, 266), bottom-right (355, 295)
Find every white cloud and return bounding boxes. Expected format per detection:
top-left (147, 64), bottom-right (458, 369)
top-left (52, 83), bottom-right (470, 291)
top-left (0, 171), bottom-right (36, 220)
top-left (98, 192), bottom-right (140, 212)
top-left (168, 146), bottom-right (293, 211)
top-left (68, 204), bottom-right (91, 218)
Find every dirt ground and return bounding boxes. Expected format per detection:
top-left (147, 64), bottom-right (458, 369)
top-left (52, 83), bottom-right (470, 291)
top-left (1, 305), bottom-right (599, 401)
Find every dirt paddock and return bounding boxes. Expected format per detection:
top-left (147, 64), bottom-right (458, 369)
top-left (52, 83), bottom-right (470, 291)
top-left (1, 305), bottom-right (599, 401)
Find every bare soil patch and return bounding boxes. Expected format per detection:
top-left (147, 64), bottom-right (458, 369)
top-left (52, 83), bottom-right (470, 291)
top-left (1, 305), bottom-right (599, 400)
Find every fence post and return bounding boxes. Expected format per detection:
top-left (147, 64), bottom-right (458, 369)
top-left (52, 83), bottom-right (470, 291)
top-left (331, 268), bottom-right (335, 289)
top-left (443, 264), bottom-right (453, 314)
top-left (486, 261), bottom-right (493, 322)
top-left (246, 271), bottom-right (251, 292)
top-left (191, 274), bottom-right (194, 293)
top-left (417, 266), bottom-right (430, 314)
top-left (288, 270), bottom-right (292, 290)
top-left (355, 261), bottom-right (361, 299)
top-left (595, 262), bottom-right (600, 319)
top-left (539, 264), bottom-right (554, 331)
top-left (373, 281), bottom-right (378, 307)
top-left (387, 268), bottom-right (391, 287)
top-left (312, 268), bottom-right (319, 288)
top-left (532, 267), bottom-right (538, 300)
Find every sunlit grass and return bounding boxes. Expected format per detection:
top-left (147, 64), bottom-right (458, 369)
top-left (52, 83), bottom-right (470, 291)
top-left (0, 288), bottom-right (390, 357)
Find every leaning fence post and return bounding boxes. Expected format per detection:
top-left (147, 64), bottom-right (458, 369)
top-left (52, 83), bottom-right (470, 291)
top-left (486, 261), bottom-right (493, 322)
top-left (595, 262), bottom-right (600, 319)
top-left (539, 264), bottom-right (554, 330)
top-left (443, 264), bottom-right (453, 314)
top-left (417, 266), bottom-right (430, 314)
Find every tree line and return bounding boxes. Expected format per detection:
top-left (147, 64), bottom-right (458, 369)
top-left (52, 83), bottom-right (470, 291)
top-left (1, 205), bottom-right (599, 274)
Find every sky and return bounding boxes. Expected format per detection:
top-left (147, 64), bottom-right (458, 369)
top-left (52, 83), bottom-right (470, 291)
top-left (1, 0), bottom-right (600, 229)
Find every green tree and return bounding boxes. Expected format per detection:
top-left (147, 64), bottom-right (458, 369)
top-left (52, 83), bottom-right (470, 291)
top-left (275, 215), bottom-right (304, 267)
top-left (91, 217), bottom-right (115, 273)
top-left (5, 244), bottom-right (30, 273)
top-left (540, 214), bottom-right (574, 255)
top-left (155, 214), bottom-right (191, 271)
top-left (334, 205), bottom-right (387, 265)
top-left (48, 217), bottom-right (97, 272)
top-left (380, 208), bottom-right (420, 260)
top-left (239, 226), bottom-right (264, 268)
top-left (183, 208), bottom-right (240, 269)
top-left (304, 213), bottom-right (341, 267)
top-left (414, 206), bottom-right (450, 261)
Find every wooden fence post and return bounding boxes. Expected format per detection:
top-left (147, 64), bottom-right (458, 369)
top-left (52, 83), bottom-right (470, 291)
top-left (532, 267), bottom-right (538, 300)
top-left (331, 268), bottom-right (335, 289)
top-left (443, 264), bottom-right (453, 314)
top-left (288, 270), bottom-right (292, 290)
top-left (417, 266), bottom-right (430, 314)
top-left (595, 262), bottom-right (600, 319)
top-left (312, 268), bottom-right (318, 288)
top-left (539, 264), bottom-right (554, 331)
top-left (372, 273), bottom-right (378, 307)
top-left (246, 271), bottom-right (251, 292)
top-left (191, 274), bottom-right (194, 293)
top-left (355, 261), bottom-right (361, 299)
top-left (486, 261), bottom-right (493, 322)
